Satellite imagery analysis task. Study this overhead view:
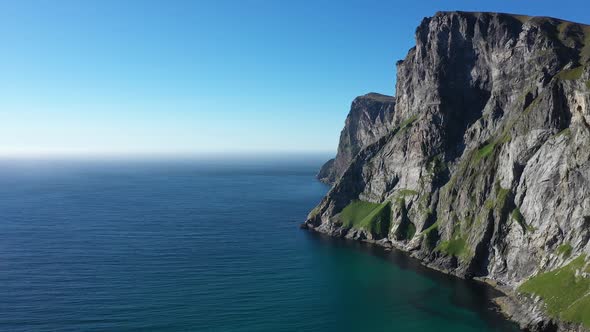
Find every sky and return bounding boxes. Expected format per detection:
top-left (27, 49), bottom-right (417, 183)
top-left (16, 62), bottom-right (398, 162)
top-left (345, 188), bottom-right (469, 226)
top-left (1, 0), bottom-right (589, 157)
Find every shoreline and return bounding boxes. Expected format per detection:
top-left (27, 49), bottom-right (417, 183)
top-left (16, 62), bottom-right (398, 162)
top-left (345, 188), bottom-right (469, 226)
top-left (301, 224), bottom-right (565, 332)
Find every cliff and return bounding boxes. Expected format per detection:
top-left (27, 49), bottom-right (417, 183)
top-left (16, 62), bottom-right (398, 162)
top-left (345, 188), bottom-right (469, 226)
top-left (317, 93), bottom-right (396, 184)
top-left (306, 11), bottom-right (590, 331)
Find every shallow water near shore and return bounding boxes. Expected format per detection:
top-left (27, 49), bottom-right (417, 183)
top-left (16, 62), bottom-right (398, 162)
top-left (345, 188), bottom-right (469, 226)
top-left (0, 157), bottom-right (520, 331)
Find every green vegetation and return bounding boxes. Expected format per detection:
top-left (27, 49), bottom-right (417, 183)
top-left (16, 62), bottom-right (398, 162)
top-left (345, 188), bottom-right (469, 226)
top-left (498, 187), bottom-right (511, 205)
top-left (557, 243), bottom-right (573, 258)
top-left (340, 201), bottom-right (381, 225)
top-left (396, 189), bottom-right (419, 198)
top-left (512, 14), bottom-right (530, 24)
top-left (557, 21), bottom-right (571, 34)
top-left (397, 221), bottom-right (416, 240)
top-left (399, 114), bottom-right (418, 130)
top-left (339, 200), bottom-right (391, 238)
top-left (422, 221), bottom-right (439, 235)
top-left (554, 22), bottom-right (590, 63)
top-left (586, 80), bottom-right (590, 90)
top-left (437, 237), bottom-right (468, 258)
top-left (476, 142), bottom-right (495, 160)
top-left (519, 255), bottom-right (590, 328)
top-left (309, 205), bottom-right (321, 218)
top-left (421, 221), bottom-right (439, 249)
top-left (392, 197), bottom-right (415, 241)
top-left (581, 25), bottom-right (590, 63)
top-left (562, 294), bottom-right (590, 328)
top-left (557, 66), bottom-right (584, 80)
top-left (435, 218), bottom-right (469, 258)
top-left (427, 154), bottom-right (447, 176)
top-left (487, 186), bottom-right (512, 214)
top-left (511, 208), bottom-right (527, 232)
top-left (554, 128), bottom-right (572, 138)
top-left (499, 132), bottom-right (512, 144)
top-left (524, 95), bottom-right (541, 113)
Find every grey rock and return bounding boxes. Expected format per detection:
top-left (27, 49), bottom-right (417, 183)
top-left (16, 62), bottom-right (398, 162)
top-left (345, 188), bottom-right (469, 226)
top-left (317, 93), bottom-right (396, 184)
top-left (305, 11), bottom-right (590, 332)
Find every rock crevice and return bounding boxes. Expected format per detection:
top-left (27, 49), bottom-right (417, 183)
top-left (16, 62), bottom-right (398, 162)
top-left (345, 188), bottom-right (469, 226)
top-left (306, 11), bottom-right (590, 332)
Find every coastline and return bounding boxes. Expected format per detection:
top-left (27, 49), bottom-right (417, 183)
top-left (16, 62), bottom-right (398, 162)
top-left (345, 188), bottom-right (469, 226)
top-left (303, 11), bottom-right (590, 332)
top-left (301, 223), bottom-right (567, 332)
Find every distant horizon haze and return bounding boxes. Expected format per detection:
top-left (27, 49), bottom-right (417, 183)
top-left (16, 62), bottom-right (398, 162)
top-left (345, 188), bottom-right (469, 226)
top-left (2, 0), bottom-right (589, 156)
top-left (0, 148), bottom-right (334, 160)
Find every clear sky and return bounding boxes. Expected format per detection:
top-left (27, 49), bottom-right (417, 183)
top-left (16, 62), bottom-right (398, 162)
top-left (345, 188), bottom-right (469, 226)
top-left (1, 0), bottom-right (589, 157)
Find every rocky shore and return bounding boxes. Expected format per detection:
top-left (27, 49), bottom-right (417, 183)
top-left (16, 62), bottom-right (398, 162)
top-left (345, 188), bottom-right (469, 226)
top-left (304, 11), bottom-right (590, 332)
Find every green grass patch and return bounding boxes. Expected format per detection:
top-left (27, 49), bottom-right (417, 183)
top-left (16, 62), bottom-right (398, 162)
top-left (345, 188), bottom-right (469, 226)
top-left (427, 154), bottom-right (447, 175)
top-left (339, 200), bottom-right (391, 238)
top-left (499, 132), bottom-right (511, 144)
top-left (422, 221), bottom-right (439, 235)
top-left (581, 25), bottom-right (590, 63)
top-left (511, 208), bottom-right (527, 232)
top-left (484, 198), bottom-right (495, 210)
top-left (557, 66), bottom-right (584, 80)
top-left (562, 294), bottom-right (590, 328)
top-left (421, 221), bottom-right (439, 249)
top-left (340, 200), bottom-right (380, 226)
top-left (437, 237), bottom-right (468, 258)
top-left (557, 243), bottom-right (573, 258)
top-left (399, 114), bottom-right (418, 130)
top-left (519, 255), bottom-right (590, 328)
top-left (475, 142), bottom-right (496, 162)
top-left (397, 221), bottom-right (416, 240)
top-left (524, 95), bottom-right (541, 113)
top-left (397, 189), bottom-right (419, 197)
top-left (554, 128), bottom-right (572, 138)
top-left (496, 186), bottom-right (512, 211)
top-left (308, 205), bottom-right (321, 218)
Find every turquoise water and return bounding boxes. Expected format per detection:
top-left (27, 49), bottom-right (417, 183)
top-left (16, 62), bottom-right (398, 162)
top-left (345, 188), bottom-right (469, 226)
top-left (0, 158), bottom-right (519, 331)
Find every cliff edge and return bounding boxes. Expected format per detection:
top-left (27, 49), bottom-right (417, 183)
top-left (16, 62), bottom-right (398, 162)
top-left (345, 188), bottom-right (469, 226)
top-left (307, 11), bottom-right (590, 332)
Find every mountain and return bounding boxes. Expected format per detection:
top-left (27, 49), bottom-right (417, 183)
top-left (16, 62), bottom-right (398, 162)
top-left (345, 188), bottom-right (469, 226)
top-left (317, 93), bottom-right (396, 184)
top-left (304, 11), bottom-right (590, 332)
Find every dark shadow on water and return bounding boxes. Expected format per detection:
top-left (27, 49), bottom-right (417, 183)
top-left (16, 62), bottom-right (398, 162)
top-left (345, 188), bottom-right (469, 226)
top-left (303, 230), bottom-right (521, 331)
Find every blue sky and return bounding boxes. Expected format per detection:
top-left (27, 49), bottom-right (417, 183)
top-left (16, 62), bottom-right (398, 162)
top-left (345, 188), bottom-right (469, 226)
top-left (1, 0), bottom-right (589, 157)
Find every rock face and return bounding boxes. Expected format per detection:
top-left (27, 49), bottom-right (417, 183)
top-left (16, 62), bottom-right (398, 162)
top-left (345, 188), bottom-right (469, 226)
top-left (317, 93), bottom-right (396, 184)
top-left (306, 11), bottom-right (590, 332)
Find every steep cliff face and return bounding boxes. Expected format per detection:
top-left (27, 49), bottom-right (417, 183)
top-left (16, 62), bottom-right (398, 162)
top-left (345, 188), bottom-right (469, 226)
top-left (317, 93), bottom-right (396, 184)
top-left (305, 11), bottom-right (590, 331)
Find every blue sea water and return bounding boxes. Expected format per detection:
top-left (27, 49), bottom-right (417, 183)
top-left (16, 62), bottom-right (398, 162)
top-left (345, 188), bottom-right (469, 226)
top-left (0, 157), bottom-right (520, 332)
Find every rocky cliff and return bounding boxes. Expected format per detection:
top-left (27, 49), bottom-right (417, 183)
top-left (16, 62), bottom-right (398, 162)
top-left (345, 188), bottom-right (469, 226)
top-left (306, 11), bottom-right (590, 332)
top-left (317, 93), bottom-right (396, 184)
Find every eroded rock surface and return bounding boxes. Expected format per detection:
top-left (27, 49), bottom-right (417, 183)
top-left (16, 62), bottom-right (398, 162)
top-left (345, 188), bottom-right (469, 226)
top-left (307, 11), bottom-right (590, 331)
top-left (317, 93), bottom-right (396, 184)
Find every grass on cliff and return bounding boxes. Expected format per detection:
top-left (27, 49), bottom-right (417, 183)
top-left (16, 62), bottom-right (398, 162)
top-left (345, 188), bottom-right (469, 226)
top-left (437, 237), bottom-right (468, 258)
top-left (474, 141), bottom-right (498, 162)
top-left (519, 255), bottom-right (590, 328)
top-left (557, 243), bottom-right (573, 258)
top-left (554, 128), bottom-right (572, 138)
top-left (511, 207), bottom-right (529, 233)
top-left (399, 114), bottom-right (418, 130)
top-left (581, 25), bottom-right (590, 63)
top-left (395, 189), bottom-right (419, 204)
top-left (557, 66), bottom-right (584, 80)
top-left (339, 200), bottom-right (391, 238)
top-left (396, 220), bottom-right (416, 241)
top-left (421, 221), bottom-right (440, 249)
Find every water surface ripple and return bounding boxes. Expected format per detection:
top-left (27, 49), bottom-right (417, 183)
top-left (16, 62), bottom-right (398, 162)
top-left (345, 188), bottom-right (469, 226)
top-left (0, 158), bottom-right (519, 331)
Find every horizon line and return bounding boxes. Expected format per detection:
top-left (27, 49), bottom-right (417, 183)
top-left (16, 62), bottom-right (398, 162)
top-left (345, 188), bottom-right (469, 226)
top-left (0, 149), bottom-right (335, 160)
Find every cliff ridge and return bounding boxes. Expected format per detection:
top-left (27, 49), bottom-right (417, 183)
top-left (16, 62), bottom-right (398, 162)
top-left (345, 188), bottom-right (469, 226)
top-left (307, 11), bottom-right (590, 332)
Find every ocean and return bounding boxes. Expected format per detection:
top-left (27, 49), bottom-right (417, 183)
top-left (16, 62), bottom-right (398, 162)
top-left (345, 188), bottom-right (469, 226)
top-left (0, 157), bottom-right (519, 331)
